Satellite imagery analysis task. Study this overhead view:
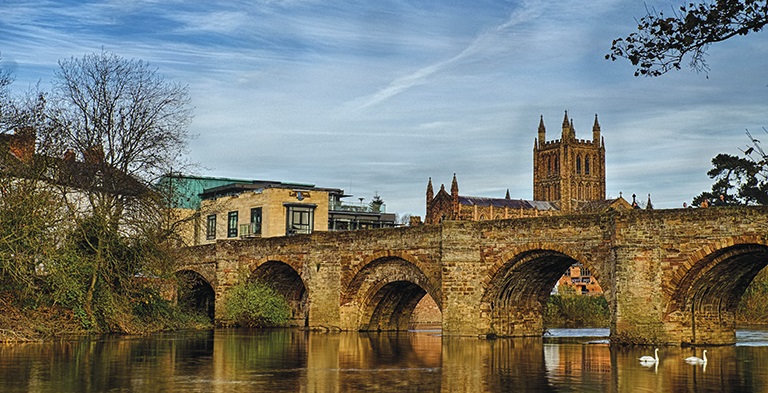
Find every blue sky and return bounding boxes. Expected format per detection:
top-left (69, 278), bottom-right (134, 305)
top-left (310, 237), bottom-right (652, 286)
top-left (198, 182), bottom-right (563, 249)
top-left (1, 0), bottom-right (767, 218)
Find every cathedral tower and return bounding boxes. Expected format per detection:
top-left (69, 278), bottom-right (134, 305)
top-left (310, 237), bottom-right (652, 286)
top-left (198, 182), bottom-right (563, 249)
top-left (533, 111), bottom-right (606, 212)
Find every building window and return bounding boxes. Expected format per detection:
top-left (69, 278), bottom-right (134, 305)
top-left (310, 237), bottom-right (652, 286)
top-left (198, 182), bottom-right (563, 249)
top-left (250, 207), bottom-right (262, 235)
top-left (585, 156), bottom-right (591, 174)
top-left (206, 214), bottom-right (216, 240)
top-left (285, 205), bottom-right (314, 235)
top-left (576, 156), bottom-right (582, 174)
top-left (227, 211), bottom-right (238, 238)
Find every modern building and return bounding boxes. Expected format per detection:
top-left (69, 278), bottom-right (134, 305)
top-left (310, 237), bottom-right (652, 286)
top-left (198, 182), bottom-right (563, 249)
top-left (161, 175), bottom-right (397, 245)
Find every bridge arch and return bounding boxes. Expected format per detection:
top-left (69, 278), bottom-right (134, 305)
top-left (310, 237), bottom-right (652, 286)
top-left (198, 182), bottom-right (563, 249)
top-left (666, 237), bottom-right (768, 344)
top-left (481, 244), bottom-right (608, 337)
top-left (342, 255), bottom-right (441, 331)
top-left (248, 258), bottom-right (308, 327)
top-left (175, 269), bottom-right (215, 320)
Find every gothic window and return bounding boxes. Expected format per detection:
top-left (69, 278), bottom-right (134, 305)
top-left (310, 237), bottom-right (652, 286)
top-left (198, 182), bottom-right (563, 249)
top-left (555, 156), bottom-right (559, 172)
top-left (548, 155), bottom-right (553, 175)
top-left (585, 156), bottom-right (591, 175)
top-left (576, 156), bottom-right (582, 174)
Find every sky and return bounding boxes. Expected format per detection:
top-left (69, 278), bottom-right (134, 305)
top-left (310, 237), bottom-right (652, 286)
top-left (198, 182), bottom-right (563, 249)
top-left (1, 0), bottom-right (767, 218)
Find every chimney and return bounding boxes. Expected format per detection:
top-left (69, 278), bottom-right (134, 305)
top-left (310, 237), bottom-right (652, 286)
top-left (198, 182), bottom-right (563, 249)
top-left (9, 127), bottom-right (35, 162)
top-left (63, 149), bottom-right (76, 162)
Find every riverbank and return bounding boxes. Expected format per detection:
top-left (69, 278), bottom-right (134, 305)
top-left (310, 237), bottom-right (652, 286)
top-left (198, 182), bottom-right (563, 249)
top-left (0, 293), bottom-right (85, 342)
top-left (0, 290), bottom-right (213, 343)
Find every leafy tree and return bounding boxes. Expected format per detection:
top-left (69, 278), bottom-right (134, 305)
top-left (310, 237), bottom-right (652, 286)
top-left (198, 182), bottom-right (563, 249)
top-left (694, 152), bottom-right (768, 205)
top-left (607, 0), bottom-right (768, 76)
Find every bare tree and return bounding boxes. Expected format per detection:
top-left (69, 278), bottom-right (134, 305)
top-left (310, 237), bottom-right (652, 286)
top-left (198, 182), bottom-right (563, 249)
top-left (43, 51), bottom-right (193, 326)
top-left (0, 55), bottom-right (14, 132)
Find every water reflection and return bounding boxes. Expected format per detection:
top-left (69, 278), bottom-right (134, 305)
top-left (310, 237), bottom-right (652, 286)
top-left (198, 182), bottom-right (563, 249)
top-left (2, 329), bottom-right (768, 392)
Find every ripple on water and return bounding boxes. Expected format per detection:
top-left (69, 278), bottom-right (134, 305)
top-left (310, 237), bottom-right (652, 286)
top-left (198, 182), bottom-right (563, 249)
top-left (736, 329), bottom-right (768, 346)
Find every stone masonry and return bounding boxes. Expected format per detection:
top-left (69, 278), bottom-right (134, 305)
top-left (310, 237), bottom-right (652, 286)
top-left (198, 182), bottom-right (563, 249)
top-left (178, 206), bottom-right (768, 345)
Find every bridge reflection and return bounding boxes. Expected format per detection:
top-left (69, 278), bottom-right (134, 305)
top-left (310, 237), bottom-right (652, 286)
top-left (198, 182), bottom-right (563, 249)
top-left (4, 329), bottom-right (768, 391)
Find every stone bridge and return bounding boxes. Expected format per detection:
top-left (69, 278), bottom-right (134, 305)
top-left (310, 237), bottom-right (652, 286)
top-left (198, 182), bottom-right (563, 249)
top-left (177, 206), bottom-right (768, 345)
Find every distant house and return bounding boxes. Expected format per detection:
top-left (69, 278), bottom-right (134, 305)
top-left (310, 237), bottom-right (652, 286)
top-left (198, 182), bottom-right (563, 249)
top-left (555, 263), bottom-right (603, 295)
top-left (1, 127), bottom-right (148, 209)
top-left (161, 174), bottom-right (397, 245)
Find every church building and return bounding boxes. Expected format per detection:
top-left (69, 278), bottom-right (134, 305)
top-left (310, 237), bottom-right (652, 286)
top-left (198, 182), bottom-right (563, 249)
top-left (425, 111), bottom-right (631, 225)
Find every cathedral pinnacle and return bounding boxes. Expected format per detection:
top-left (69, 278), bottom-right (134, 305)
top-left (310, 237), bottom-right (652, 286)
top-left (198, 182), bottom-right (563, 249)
top-left (592, 114), bottom-right (601, 143)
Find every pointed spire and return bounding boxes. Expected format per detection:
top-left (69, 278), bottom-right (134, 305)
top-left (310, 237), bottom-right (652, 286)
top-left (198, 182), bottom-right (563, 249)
top-left (505, 189), bottom-right (511, 199)
top-left (538, 115), bottom-right (546, 146)
top-left (592, 113), bottom-right (601, 143)
top-left (646, 193), bottom-right (654, 210)
top-left (451, 173), bottom-right (459, 197)
top-left (561, 110), bottom-right (572, 140)
top-left (426, 177), bottom-right (434, 204)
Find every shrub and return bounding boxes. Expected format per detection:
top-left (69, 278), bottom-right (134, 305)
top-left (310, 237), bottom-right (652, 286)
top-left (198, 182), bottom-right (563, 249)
top-left (544, 289), bottom-right (610, 328)
top-left (223, 280), bottom-right (291, 328)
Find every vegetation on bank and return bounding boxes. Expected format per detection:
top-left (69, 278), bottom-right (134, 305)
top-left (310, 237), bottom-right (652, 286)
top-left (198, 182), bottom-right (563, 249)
top-left (544, 286), bottom-right (610, 328)
top-left (1, 50), bottom-right (201, 341)
top-left (222, 280), bottom-right (291, 328)
top-left (737, 268), bottom-right (768, 325)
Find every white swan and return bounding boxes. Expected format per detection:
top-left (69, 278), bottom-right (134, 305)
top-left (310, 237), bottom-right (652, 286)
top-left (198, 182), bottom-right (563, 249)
top-left (685, 349), bottom-right (707, 364)
top-left (639, 348), bottom-right (659, 364)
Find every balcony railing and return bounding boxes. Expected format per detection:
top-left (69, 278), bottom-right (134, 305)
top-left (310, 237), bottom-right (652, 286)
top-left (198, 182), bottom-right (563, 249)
top-left (239, 223), bottom-right (261, 238)
top-left (329, 201), bottom-right (386, 213)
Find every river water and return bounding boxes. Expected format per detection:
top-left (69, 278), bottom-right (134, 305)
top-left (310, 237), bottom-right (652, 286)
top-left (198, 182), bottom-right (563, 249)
top-left (2, 327), bottom-right (768, 392)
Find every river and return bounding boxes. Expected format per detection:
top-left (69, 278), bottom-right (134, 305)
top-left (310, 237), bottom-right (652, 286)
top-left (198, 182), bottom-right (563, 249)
top-left (2, 328), bottom-right (768, 392)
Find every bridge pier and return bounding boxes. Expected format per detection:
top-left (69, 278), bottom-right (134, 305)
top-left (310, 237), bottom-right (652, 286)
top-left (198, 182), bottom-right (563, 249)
top-left (610, 245), bottom-right (679, 345)
top-left (304, 254), bottom-right (343, 330)
top-left (440, 222), bottom-right (488, 337)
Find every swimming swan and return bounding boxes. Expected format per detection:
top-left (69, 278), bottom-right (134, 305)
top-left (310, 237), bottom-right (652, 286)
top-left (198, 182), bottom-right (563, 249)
top-left (685, 350), bottom-right (707, 364)
top-left (639, 348), bottom-right (659, 364)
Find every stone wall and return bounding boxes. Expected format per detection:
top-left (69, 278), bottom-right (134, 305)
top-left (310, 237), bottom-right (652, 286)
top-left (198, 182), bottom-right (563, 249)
top-left (178, 206), bottom-right (768, 345)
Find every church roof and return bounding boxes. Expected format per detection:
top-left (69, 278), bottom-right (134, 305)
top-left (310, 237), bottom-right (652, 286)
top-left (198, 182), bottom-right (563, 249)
top-left (458, 196), bottom-right (558, 211)
top-left (573, 198), bottom-right (632, 213)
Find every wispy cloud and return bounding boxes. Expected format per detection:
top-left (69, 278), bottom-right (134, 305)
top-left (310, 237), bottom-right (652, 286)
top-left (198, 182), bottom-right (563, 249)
top-left (345, 2), bottom-right (543, 111)
top-left (2, 0), bottom-right (767, 215)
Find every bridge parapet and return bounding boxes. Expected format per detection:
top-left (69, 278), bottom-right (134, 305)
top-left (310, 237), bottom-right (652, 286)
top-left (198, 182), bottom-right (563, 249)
top-left (176, 206), bottom-right (768, 345)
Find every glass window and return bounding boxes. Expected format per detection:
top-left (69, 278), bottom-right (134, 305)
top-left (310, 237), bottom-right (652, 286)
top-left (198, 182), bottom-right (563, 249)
top-left (227, 211), bottom-right (238, 238)
top-left (286, 205), bottom-right (314, 235)
top-left (206, 214), bottom-right (216, 240)
top-left (250, 207), bottom-right (262, 235)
